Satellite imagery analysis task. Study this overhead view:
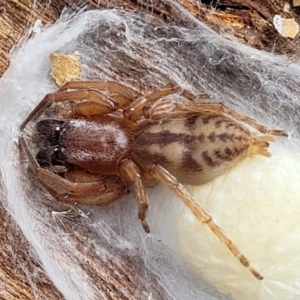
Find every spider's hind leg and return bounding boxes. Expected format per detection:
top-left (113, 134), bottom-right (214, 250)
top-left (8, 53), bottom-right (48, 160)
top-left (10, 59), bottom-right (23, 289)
top-left (151, 164), bottom-right (263, 280)
top-left (146, 101), bottom-right (287, 137)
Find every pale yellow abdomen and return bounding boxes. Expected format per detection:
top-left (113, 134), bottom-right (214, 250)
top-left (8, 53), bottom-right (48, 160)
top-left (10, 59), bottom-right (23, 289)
top-left (133, 113), bottom-right (253, 185)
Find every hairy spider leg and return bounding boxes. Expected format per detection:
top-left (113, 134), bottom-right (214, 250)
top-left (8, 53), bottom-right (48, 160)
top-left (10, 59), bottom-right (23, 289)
top-left (42, 175), bottom-right (128, 206)
top-left (21, 88), bottom-right (119, 129)
top-left (152, 164), bottom-right (263, 280)
top-left (119, 159), bottom-right (150, 233)
top-left (20, 82), bottom-right (140, 214)
top-left (123, 83), bottom-right (208, 121)
top-left (19, 136), bottom-right (111, 197)
top-left (59, 80), bottom-right (138, 107)
top-left (147, 101), bottom-right (287, 137)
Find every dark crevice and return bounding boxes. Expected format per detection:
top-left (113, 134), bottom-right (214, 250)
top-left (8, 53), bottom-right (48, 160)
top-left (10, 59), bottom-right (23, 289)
top-left (201, 0), bottom-right (271, 25)
top-left (201, 0), bottom-right (250, 11)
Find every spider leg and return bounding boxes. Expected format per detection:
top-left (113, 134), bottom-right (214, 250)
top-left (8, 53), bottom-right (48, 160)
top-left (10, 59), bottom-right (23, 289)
top-left (151, 164), bottom-right (263, 280)
top-left (119, 159), bottom-right (150, 233)
top-left (21, 89), bottom-right (118, 130)
top-left (19, 136), bottom-right (106, 196)
top-left (43, 176), bottom-right (127, 206)
top-left (146, 101), bottom-right (287, 136)
top-left (124, 84), bottom-right (208, 121)
top-left (59, 81), bottom-right (138, 107)
top-left (62, 170), bottom-right (128, 205)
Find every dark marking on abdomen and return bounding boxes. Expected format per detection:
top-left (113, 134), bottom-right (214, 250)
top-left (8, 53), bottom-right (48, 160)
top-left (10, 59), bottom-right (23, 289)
top-left (182, 151), bottom-right (203, 172)
top-left (202, 115), bottom-right (218, 124)
top-left (135, 131), bottom-right (195, 146)
top-left (135, 151), bottom-right (170, 167)
top-left (217, 133), bottom-right (233, 142)
top-left (202, 150), bottom-right (216, 167)
top-left (184, 114), bottom-right (199, 128)
top-left (208, 132), bottom-right (216, 142)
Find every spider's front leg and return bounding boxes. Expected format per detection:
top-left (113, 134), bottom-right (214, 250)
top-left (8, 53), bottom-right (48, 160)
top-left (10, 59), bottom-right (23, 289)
top-left (151, 164), bottom-right (263, 280)
top-left (21, 81), bottom-right (136, 129)
top-left (119, 159), bottom-right (150, 233)
top-left (19, 136), bottom-right (127, 205)
top-left (58, 81), bottom-right (139, 117)
top-left (45, 172), bottom-right (128, 206)
top-left (59, 81), bottom-right (138, 106)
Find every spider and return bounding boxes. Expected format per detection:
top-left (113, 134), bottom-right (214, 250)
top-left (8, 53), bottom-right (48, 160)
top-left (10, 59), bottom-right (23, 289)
top-left (19, 81), bottom-right (286, 280)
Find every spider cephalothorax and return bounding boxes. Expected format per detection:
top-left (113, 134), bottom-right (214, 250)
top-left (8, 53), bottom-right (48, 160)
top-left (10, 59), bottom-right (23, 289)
top-left (20, 81), bottom-right (286, 280)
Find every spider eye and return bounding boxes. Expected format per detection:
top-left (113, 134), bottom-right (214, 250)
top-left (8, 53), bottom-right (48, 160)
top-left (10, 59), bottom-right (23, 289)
top-left (37, 119), bottom-right (65, 145)
top-left (36, 145), bottom-right (65, 167)
top-left (36, 146), bottom-right (55, 167)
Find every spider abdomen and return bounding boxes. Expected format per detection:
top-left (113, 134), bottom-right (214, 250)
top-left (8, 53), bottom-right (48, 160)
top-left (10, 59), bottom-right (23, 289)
top-left (133, 113), bottom-right (252, 185)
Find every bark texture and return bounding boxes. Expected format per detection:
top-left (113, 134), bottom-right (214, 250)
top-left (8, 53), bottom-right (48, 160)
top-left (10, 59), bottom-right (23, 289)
top-left (0, 0), bottom-right (299, 299)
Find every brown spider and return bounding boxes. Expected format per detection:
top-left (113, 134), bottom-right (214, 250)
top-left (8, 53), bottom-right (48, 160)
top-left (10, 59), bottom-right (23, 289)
top-left (19, 81), bottom-right (286, 280)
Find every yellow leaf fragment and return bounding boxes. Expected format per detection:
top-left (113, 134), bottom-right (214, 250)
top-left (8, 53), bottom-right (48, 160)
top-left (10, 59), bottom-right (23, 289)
top-left (50, 51), bottom-right (82, 87)
top-left (293, 0), bottom-right (300, 7)
top-left (273, 15), bottom-right (299, 39)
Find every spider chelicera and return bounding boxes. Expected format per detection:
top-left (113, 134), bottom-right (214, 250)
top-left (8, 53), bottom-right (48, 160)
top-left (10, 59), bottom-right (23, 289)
top-left (19, 81), bottom-right (286, 280)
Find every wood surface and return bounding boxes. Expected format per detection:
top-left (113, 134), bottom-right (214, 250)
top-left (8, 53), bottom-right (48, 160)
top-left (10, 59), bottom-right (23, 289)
top-left (0, 0), bottom-right (299, 299)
